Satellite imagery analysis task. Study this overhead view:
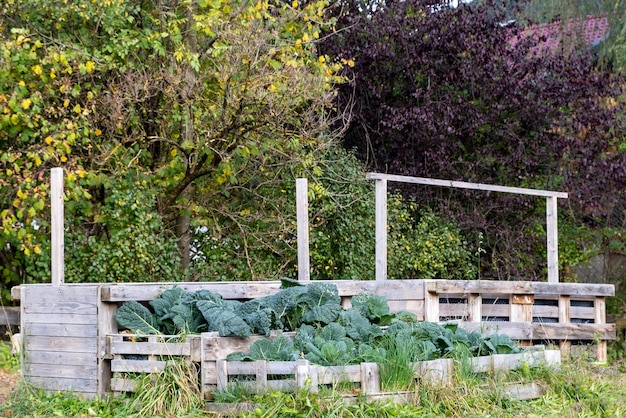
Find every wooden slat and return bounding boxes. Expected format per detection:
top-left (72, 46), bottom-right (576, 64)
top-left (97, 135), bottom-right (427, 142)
top-left (296, 178), bottom-right (310, 282)
top-left (25, 351), bottom-right (96, 367)
top-left (25, 323), bottom-right (98, 338)
top-left (426, 280), bottom-right (614, 297)
top-left (110, 377), bottom-right (137, 393)
top-left (111, 359), bottom-right (168, 373)
top-left (503, 382), bottom-right (546, 400)
top-left (28, 376), bottom-right (98, 393)
top-left (532, 323), bottom-right (615, 340)
top-left (448, 321), bottom-right (533, 340)
top-left (22, 313), bottom-right (97, 325)
top-left (108, 340), bottom-right (191, 357)
top-left (413, 358), bottom-right (453, 383)
top-left (361, 362), bottom-right (380, 394)
top-left (317, 365), bottom-right (361, 385)
top-left (25, 363), bottom-right (98, 379)
top-left (26, 335), bottom-right (97, 352)
top-left (366, 172), bottom-right (568, 198)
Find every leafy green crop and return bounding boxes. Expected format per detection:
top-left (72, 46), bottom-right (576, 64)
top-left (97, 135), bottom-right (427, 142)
top-left (116, 284), bottom-right (522, 366)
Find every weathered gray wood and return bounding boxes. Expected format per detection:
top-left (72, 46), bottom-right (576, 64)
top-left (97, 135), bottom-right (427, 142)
top-left (366, 172), bottom-right (568, 198)
top-left (216, 359), bottom-right (228, 392)
top-left (28, 376), bottom-right (98, 393)
top-left (447, 321), bottom-right (533, 340)
top-left (255, 360), bottom-right (267, 393)
top-left (110, 377), bottom-right (137, 393)
top-left (502, 382), bottom-right (546, 400)
top-left (24, 362), bottom-right (98, 379)
top-left (426, 280), bottom-right (614, 297)
top-left (414, 358), bottom-right (453, 384)
top-left (532, 323), bottom-right (615, 340)
top-left (51, 167), bottom-right (64, 286)
top-left (108, 339), bottom-right (192, 357)
top-left (0, 306), bottom-right (20, 326)
top-left (595, 297), bottom-right (607, 362)
top-left (424, 289), bottom-right (440, 322)
top-left (23, 312), bottom-right (97, 325)
top-left (559, 295), bottom-right (572, 355)
top-left (22, 284), bottom-right (99, 315)
top-left (546, 196), bottom-right (559, 283)
top-left (467, 294), bottom-right (482, 322)
top-left (296, 178), bottom-right (310, 282)
top-left (98, 286), bottom-right (117, 395)
top-left (360, 362), bottom-right (380, 394)
top-left (26, 323), bottom-right (97, 338)
top-left (317, 365), bottom-right (361, 385)
top-left (111, 359), bottom-right (168, 373)
top-left (26, 336), bottom-right (97, 352)
top-left (25, 350), bottom-right (96, 367)
top-left (374, 178), bottom-right (387, 282)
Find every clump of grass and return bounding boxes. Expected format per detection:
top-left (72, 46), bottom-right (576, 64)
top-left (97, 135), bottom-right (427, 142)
top-left (0, 341), bottom-right (19, 370)
top-left (128, 358), bottom-right (203, 417)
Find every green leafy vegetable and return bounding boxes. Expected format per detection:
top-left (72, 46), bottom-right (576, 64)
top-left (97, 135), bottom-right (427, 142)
top-left (115, 300), bottom-right (158, 334)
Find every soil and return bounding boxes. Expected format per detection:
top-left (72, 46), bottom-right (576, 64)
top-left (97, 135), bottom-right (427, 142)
top-left (0, 368), bottom-right (18, 405)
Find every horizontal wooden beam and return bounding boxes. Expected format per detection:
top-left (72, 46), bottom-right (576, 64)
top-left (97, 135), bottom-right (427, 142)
top-left (366, 173), bottom-right (568, 198)
top-left (532, 323), bottom-right (615, 340)
top-left (425, 280), bottom-right (615, 297)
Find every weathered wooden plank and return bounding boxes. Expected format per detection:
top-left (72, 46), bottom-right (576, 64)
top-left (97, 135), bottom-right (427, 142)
top-left (226, 361), bottom-right (300, 375)
top-left (447, 321), bottom-right (534, 340)
top-left (51, 167), bottom-right (65, 286)
top-left (25, 350), bottom-right (96, 367)
top-left (296, 178), bottom-right (310, 282)
top-left (481, 304), bottom-right (509, 318)
top-left (26, 336), bottom-right (97, 352)
top-left (111, 377), bottom-right (137, 393)
top-left (425, 280), bottom-right (614, 297)
top-left (388, 300), bottom-right (424, 318)
top-left (108, 340), bottom-right (191, 357)
top-left (22, 313), bottom-right (97, 325)
top-left (317, 365), bottom-right (361, 384)
top-left (0, 306), bottom-right (20, 326)
top-left (111, 359), bottom-right (168, 373)
top-left (23, 301), bottom-right (97, 315)
top-left (98, 286), bottom-right (118, 395)
top-left (366, 172), bottom-right (568, 198)
top-left (532, 323), bottom-right (615, 340)
top-left (595, 297), bottom-right (607, 362)
top-left (101, 280), bottom-right (428, 302)
top-left (202, 334), bottom-right (270, 361)
top-left (413, 358), bottom-right (453, 383)
top-left (361, 362), bottom-right (380, 394)
top-left (28, 376), bottom-right (98, 393)
top-left (374, 177), bottom-right (388, 282)
top-left (25, 323), bottom-right (98, 338)
top-left (24, 363), bottom-right (98, 379)
top-left (502, 382), bottom-right (546, 400)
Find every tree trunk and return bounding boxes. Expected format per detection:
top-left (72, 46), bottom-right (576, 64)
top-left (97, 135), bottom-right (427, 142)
top-left (175, 187), bottom-right (192, 270)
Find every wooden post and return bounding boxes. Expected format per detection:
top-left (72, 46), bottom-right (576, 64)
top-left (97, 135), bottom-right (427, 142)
top-left (360, 362), bottom-right (380, 394)
top-left (558, 295), bottom-right (571, 357)
top-left (467, 293), bottom-right (482, 322)
top-left (510, 294), bottom-right (534, 347)
top-left (594, 297), bottom-right (607, 363)
top-left (374, 178), bottom-right (387, 282)
top-left (51, 167), bottom-right (64, 286)
top-left (546, 196), bottom-right (559, 283)
top-left (296, 178), bottom-right (310, 281)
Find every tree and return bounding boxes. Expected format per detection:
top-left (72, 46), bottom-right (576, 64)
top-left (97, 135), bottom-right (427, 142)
top-left (0, 0), bottom-right (345, 296)
top-left (322, 0), bottom-right (626, 279)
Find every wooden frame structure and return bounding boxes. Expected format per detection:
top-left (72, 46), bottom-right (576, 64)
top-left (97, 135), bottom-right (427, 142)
top-left (365, 173), bottom-right (568, 283)
top-left (12, 169), bottom-right (615, 399)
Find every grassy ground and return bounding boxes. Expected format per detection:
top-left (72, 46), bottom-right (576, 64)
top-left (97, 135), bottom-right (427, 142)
top-left (1, 344), bottom-right (626, 417)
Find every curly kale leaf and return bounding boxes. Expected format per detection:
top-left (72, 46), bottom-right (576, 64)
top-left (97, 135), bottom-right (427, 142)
top-left (294, 324), bottom-right (316, 353)
top-left (196, 300), bottom-right (251, 337)
top-left (337, 309), bottom-right (383, 343)
top-left (116, 300), bottom-right (159, 334)
top-left (296, 283), bottom-right (342, 326)
top-left (351, 293), bottom-right (394, 325)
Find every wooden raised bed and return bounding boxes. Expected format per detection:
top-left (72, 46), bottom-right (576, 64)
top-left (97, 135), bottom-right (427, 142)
top-left (14, 279), bottom-right (614, 398)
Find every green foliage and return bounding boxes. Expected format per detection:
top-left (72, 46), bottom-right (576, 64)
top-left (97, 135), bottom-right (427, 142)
top-left (129, 357), bottom-right (202, 418)
top-left (115, 300), bottom-right (159, 335)
top-left (0, 342), bottom-right (18, 370)
top-left (64, 180), bottom-right (183, 284)
top-left (309, 149), bottom-right (476, 281)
